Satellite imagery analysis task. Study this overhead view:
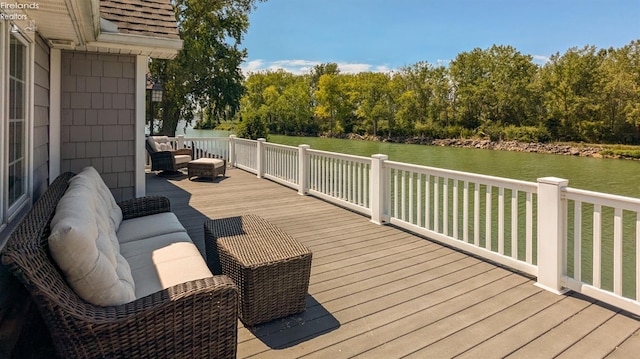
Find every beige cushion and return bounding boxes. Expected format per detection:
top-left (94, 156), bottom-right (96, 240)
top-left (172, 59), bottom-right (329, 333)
top-left (190, 158), bottom-right (225, 168)
top-left (120, 232), bottom-right (212, 299)
top-left (49, 182), bottom-right (135, 306)
top-left (148, 136), bottom-right (171, 153)
top-left (147, 136), bottom-right (159, 152)
top-left (116, 212), bottom-right (187, 244)
top-left (174, 154), bottom-right (192, 164)
top-left (70, 166), bottom-right (123, 231)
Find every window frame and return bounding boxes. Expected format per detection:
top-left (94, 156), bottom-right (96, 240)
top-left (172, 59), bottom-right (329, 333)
top-left (1, 22), bottom-right (33, 230)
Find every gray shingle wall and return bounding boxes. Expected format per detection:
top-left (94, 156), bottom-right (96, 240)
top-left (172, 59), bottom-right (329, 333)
top-left (61, 51), bottom-right (136, 201)
top-left (32, 35), bottom-right (50, 201)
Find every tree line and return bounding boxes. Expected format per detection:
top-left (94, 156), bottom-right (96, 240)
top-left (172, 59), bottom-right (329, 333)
top-left (218, 41), bottom-right (640, 144)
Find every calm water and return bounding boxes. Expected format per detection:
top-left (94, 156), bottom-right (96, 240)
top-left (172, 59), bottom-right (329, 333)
top-left (182, 125), bottom-right (640, 198)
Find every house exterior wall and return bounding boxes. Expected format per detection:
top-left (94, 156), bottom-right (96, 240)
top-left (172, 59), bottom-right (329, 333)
top-left (60, 51), bottom-right (136, 201)
top-left (32, 35), bottom-right (50, 200)
top-left (0, 34), bottom-right (52, 358)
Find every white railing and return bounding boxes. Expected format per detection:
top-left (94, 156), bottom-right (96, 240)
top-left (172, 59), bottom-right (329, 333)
top-left (186, 137), bottom-right (230, 160)
top-left (306, 149), bottom-right (372, 216)
top-left (562, 187), bottom-right (640, 314)
top-left (231, 137), bottom-right (258, 174)
top-left (262, 141), bottom-right (300, 189)
top-left (224, 136), bottom-right (640, 315)
top-left (160, 135), bottom-right (229, 160)
top-left (384, 160), bottom-right (538, 276)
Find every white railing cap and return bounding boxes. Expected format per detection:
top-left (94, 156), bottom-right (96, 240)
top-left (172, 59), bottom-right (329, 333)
top-left (537, 177), bottom-right (569, 186)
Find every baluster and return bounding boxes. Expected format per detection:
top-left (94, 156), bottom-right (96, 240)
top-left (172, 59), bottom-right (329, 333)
top-left (636, 213), bottom-right (640, 301)
top-left (434, 177), bottom-right (440, 233)
top-left (474, 183), bottom-right (480, 246)
top-left (443, 178), bottom-right (448, 235)
top-left (511, 190), bottom-right (518, 258)
top-left (409, 172), bottom-right (414, 225)
top-left (401, 171), bottom-right (406, 221)
top-left (593, 204), bottom-right (602, 288)
top-left (498, 187), bottom-right (504, 254)
top-left (614, 208), bottom-right (623, 296)
top-left (573, 201), bottom-right (582, 280)
top-left (463, 181), bottom-right (469, 243)
top-left (425, 175), bottom-right (431, 231)
top-left (486, 185), bottom-right (492, 250)
top-left (526, 191), bottom-right (533, 264)
top-left (453, 179), bottom-right (459, 239)
top-left (417, 174), bottom-right (423, 227)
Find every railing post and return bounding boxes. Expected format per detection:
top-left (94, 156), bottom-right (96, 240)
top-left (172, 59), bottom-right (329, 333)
top-left (298, 144), bottom-right (310, 195)
top-left (536, 177), bottom-right (569, 294)
top-left (370, 154), bottom-right (389, 225)
top-left (229, 135), bottom-right (237, 167)
top-left (256, 138), bottom-right (266, 179)
top-left (177, 135), bottom-right (185, 149)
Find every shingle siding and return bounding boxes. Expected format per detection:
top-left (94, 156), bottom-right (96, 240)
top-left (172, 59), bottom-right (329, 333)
top-left (32, 35), bottom-right (50, 200)
top-left (61, 51), bottom-right (137, 201)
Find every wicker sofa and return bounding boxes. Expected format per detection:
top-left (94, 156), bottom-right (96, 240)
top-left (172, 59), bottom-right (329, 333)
top-left (146, 135), bottom-right (192, 172)
top-left (1, 168), bottom-right (239, 358)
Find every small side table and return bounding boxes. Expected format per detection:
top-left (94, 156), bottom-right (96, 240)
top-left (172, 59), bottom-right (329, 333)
top-left (204, 215), bottom-right (312, 326)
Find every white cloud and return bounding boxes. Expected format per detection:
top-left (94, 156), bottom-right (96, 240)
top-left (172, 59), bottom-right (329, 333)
top-left (241, 59), bottom-right (393, 75)
top-left (338, 63), bottom-right (373, 74)
top-left (532, 55), bottom-right (550, 65)
top-left (243, 59), bottom-right (265, 73)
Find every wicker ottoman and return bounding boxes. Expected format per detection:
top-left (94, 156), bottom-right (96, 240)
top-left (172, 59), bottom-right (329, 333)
top-left (187, 158), bottom-right (226, 180)
top-left (204, 215), bottom-right (312, 326)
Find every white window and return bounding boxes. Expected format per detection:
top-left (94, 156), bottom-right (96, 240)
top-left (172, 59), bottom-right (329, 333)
top-left (1, 24), bottom-right (31, 230)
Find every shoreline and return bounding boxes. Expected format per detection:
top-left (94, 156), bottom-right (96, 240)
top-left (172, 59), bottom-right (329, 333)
top-left (322, 133), bottom-right (638, 160)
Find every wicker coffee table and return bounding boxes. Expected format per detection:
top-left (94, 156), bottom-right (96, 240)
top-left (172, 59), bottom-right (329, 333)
top-left (204, 215), bottom-right (312, 326)
top-left (187, 158), bottom-right (226, 180)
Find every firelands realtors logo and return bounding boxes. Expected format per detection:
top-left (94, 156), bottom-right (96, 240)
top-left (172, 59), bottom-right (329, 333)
top-left (1, 2), bottom-right (40, 20)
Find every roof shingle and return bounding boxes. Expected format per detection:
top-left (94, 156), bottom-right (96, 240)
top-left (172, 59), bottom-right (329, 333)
top-left (100, 0), bottom-right (180, 40)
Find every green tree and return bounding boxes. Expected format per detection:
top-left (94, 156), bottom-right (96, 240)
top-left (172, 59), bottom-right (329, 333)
top-left (450, 45), bottom-right (539, 136)
top-left (396, 62), bottom-right (452, 134)
top-left (449, 48), bottom-right (488, 129)
top-left (598, 42), bottom-right (640, 142)
top-left (352, 72), bottom-right (392, 136)
top-left (315, 73), bottom-right (349, 134)
top-left (310, 63), bottom-right (340, 91)
top-left (539, 46), bottom-right (605, 141)
top-left (240, 70), bottom-right (315, 135)
top-left (149, 0), bottom-right (264, 135)
top-left (236, 115), bottom-right (269, 140)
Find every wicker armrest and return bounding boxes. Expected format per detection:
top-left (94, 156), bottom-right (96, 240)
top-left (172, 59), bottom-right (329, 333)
top-left (173, 148), bottom-right (193, 156)
top-left (150, 150), bottom-right (176, 163)
top-left (118, 196), bottom-right (171, 220)
top-left (63, 276), bottom-right (239, 358)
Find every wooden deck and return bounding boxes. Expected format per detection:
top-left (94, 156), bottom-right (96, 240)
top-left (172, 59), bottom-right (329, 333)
top-left (146, 167), bottom-right (640, 358)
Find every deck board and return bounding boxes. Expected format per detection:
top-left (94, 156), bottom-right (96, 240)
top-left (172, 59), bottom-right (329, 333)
top-left (146, 168), bottom-right (640, 358)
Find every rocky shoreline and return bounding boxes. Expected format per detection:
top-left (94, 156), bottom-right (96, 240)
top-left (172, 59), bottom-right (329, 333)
top-left (326, 133), bottom-right (621, 159)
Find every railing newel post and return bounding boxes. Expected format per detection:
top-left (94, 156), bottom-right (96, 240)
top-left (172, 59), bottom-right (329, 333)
top-left (536, 176), bottom-right (570, 294)
top-left (298, 144), bottom-right (310, 195)
top-left (370, 154), bottom-right (389, 225)
top-left (177, 135), bottom-right (185, 149)
top-left (229, 135), bottom-right (236, 168)
top-left (256, 138), bottom-right (266, 179)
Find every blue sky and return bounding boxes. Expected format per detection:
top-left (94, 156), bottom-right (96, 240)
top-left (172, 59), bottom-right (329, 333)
top-left (241, 0), bottom-right (639, 74)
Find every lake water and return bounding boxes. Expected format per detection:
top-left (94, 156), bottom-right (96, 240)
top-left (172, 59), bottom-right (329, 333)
top-left (181, 125), bottom-right (640, 198)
